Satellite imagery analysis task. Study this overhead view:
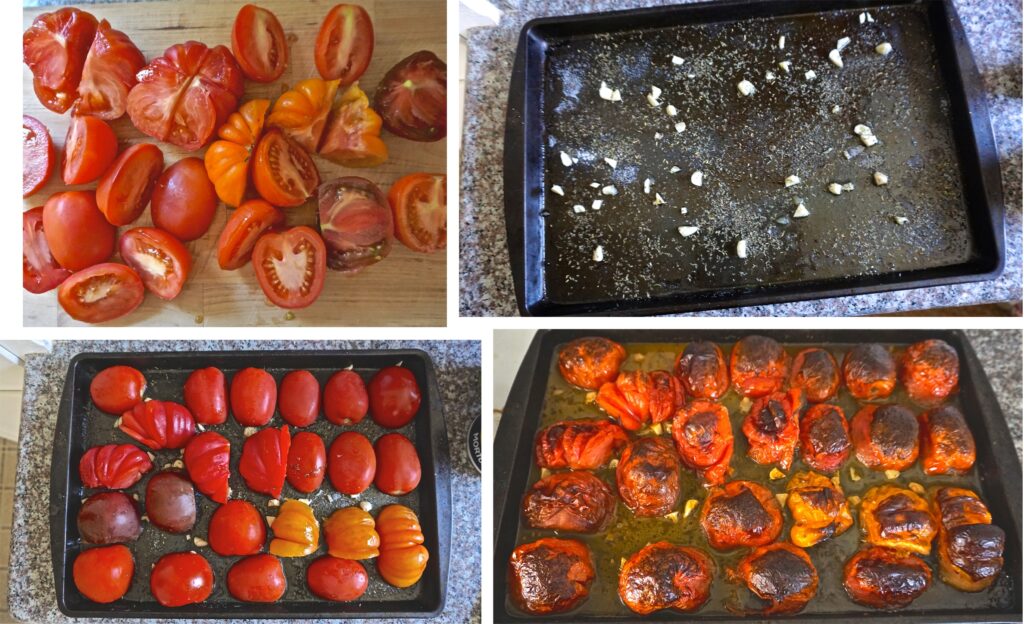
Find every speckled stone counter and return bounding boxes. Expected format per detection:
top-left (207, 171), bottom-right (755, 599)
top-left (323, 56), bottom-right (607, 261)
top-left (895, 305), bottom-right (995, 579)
top-left (8, 341), bottom-right (481, 624)
top-left (460, 0), bottom-right (1022, 316)
top-left (965, 330), bottom-right (1023, 460)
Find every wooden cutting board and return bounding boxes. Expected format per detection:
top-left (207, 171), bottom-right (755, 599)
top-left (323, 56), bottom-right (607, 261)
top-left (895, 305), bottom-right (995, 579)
top-left (22, 0), bottom-right (446, 327)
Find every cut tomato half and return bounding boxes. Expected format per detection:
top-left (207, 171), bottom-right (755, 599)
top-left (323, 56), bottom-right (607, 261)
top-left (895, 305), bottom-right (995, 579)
top-left (119, 227), bottom-right (191, 300)
top-left (388, 173), bottom-right (446, 253)
top-left (252, 226), bottom-right (327, 309)
top-left (216, 199), bottom-right (285, 270)
top-left (96, 143), bottom-right (165, 226)
top-left (63, 116), bottom-right (118, 186)
top-left (374, 50), bottom-right (447, 142)
top-left (57, 263), bottom-right (144, 323)
top-left (74, 19), bottom-right (145, 119)
top-left (252, 129), bottom-right (320, 207)
top-left (232, 4), bottom-right (288, 83)
top-left (23, 115), bottom-right (55, 198)
top-left (22, 8), bottom-right (98, 113)
top-left (314, 4), bottom-right (373, 86)
top-left (23, 207), bottom-right (71, 294)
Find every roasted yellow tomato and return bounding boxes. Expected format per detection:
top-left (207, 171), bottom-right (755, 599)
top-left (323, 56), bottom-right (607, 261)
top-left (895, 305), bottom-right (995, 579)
top-left (377, 504), bottom-right (429, 588)
top-left (324, 507), bottom-right (380, 560)
top-left (786, 471), bottom-right (853, 548)
top-left (269, 499), bottom-right (319, 557)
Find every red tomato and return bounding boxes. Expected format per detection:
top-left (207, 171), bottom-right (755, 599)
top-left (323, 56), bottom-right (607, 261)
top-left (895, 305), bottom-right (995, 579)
top-left (90, 365), bottom-right (146, 414)
top-left (119, 228), bottom-right (191, 300)
top-left (95, 143), bottom-right (164, 226)
top-left (118, 400), bottom-right (195, 450)
top-left (72, 544), bottom-right (133, 603)
top-left (208, 500), bottom-right (266, 556)
top-left (239, 425), bottom-right (290, 498)
top-left (227, 554), bottom-right (287, 602)
top-left (252, 226), bottom-right (327, 309)
top-left (374, 51), bottom-right (447, 142)
top-left (279, 370), bottom-right (321, 427)
top-left (231, 368), bottom-right (278, 426)
top-left (388, 173), bottom-right (446, 253)
top-left (43, 191), bottom-right (116, 271)
top-left (328, 431), bottom-right (375, 495)
top-left (287, 431), bottom-right (326, 493)
top-left (252, 129), bottom-right (320, 207)
top-left (62, 116), bottom-right (118, 185)
top-left (317, 176), bottom-right (393, 273)
top-left (151, 157), bottom-right (218, 242)
top-left (183, 367), bottom-right (228, 425)
top-left (22, 8), bottom-right (98, 113)
top-left (23, 116), bottom-right (55, 198)
top-left (374, 433), bottom-right (421, 496)
top-left (79, 443), bottom-right (152, 490)
top-left (57, 263), bottom-right (144, 324)
top-left (183, 431), bottom-right (231, 504)
top-left (74, 19), bottom-right (145, 119)
top-left (369, 366), bottom-right (422, 428)
top-left (324, 370), bottom-right (369, 425)
top-left (232, 4), bottom-right (288, 83)
top-left (150, 551), bottom-right (213, 607)
top-left (216, 199), bottom-right (284, 270)
top-left (23, 207), bottom-right (71, 294)
top-left (307, 556), bottom-right (368, 601)
top-left (314, 4), bottom-right (373, 85)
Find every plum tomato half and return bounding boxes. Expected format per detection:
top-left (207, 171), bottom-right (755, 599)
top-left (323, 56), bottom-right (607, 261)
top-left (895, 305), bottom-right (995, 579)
top-left (252, 226), bottom-right (327, 309)
top-left (227, 554), bottom-right (287, 602)
top-left (279, 370), bottom-right (321, 427)
top-left (90, 365), bottom-right (146, 414)
top-left (23, 115), bottom-right (55, 197)
top-left (231, 4), bottom-right (288, 83)
top-left (374, 51), bottom-right (447, 142)
top-left (119, 227), bottom-right (191, 300)
top-left (145, 470), bottom-right (196, 534)
top-left (72, 544), bottom-right (133, 603)
top-left (389, 173), bottom-right (446, 253)
top-left (208, 499), bottom-right (267, 556)
top-left (317, 176), bottom-right (393, 273)
top-left (62, 115), bottom-right (118, 186)
top-left (239, 425), bottom-right (290, 499)
top-left (96, 143), bottom-right (164, 226)
top-left (151, 157), bottom-right (218, 242)
top-left (231, 367), bottom-right (278, 426)
top-left (183, 367), bottom-right (228, 425)
top-left (183, 431), bottom-right (231, 504)
top-left (287, 431), bottom-right (327, 493)
top-left (150, 551), bottom-right (214, 607)
top-left (216, 199), bottom-right (285, 270)
top-left (306, 556), bottom-right (369, 602)
top-left (324, 370), bottom-right (369, 425)
top-left (43, 191), bottom-right (116, 272)
top-left (252, 128), bottom-right (320, 207)
top-left (58, 263), bottom-right (144, 324)
top-left (328, 431), bottom-right (375, 495)
top-left (314, 4), bottom-right (373, 85)
top-left (369, 366), bottom-right (422, 428)
top-left (23, 206), bottom-right (70, 294)
top-left (374, 433), bottom-right (421, 496)
top-left (23, 8), bottom-right (98, 114)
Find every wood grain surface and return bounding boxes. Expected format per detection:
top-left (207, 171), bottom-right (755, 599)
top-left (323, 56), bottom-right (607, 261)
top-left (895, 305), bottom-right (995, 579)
top-left (23, 0), bottom-right (446, 327)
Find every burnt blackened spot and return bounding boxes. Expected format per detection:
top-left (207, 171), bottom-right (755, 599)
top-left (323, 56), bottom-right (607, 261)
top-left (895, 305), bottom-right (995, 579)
top-left (875, 494), bottom-right (932, 538)
top-left (847, 344), bottom-right (896, 379)
top-left (948, 524), bottom-right (1005, 580)
top-left (680, 342), bottom-right (725, 384)
top-left (516, 546), bottom-right (587, 607)
top-left (808, 409), bottom-right (850, 455)
top-left (735, 336), bottom-right (784, 373)
top-left (748, 549), bottom-right (815, 601)
top-left (871, 405), bottom-right (918, 458)
top-left (628, 546), bottom-right (703, 606)
top-left (936, 490), bottom-right (989, 528)
top-left (799, 349), bottom-right (836, 381)
top-left (859, 557), bottom-right (930, 604)
top-left (753, 400), bottom-right (788, 436)
top-left (714, 487), bottom-right (771, 534)
top-left (801, 487), bottom-right (841, 514)
top-left (684, 411), bottom-right (719, 449)
top-left (929, 406), bottom-right (974, 455)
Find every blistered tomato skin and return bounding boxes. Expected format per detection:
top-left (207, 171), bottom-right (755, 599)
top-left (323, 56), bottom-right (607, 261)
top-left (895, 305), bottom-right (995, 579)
top-left (324, 370), bottom-right (369, 425)
top-left (183, 367), bottom-right (228, 425)
top-left (328, 431), bottom-right (375, 495)
top-left (374, 433), bottom-right (421, 496)
top-left (90, 365), bottom-right (146, 414)
top-left (307, 557), bottom-right (369, 601)
top-left (231, 367), bottom-right (278, 426)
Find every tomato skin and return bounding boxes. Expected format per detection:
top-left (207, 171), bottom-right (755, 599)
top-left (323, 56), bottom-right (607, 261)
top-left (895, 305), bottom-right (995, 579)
top-left (58, 263), bottom-right (144, 324)
top-left (374, 433), bottom-right (422, 496)
top-left (72, 544), bottom-right (133, 603)
top-left (23, 207), bottom-right (71, 294)
top-left (150, 551), bottom-right (214, 607)
top-left (23, 8), bottom-right (98, 113)
top-left (231, 5), bottom-right (288, 83)
top-left (389, 173), bottom-right (446, 253)
top-left (374, 50), bottom-right (447, 142)
top-left (231, 368), bottom-right (278, 426)
top-left (287, 431), bottom-right (326, 493)
top-left (252, 129), bottom-right (320, 207)
top-left (369, 366), bottom-right (422, 428)
top-left (96, 143), bottom-right (164, 226)
top-left (227, 554), bottom-right (287, 602)
top-left (252, 226), bottom-right (327, 309)
top-left (74, 19), bottom-right (145, 119)
top-left (119, 400), bottom-right (195, 450)
top-left (328, 431), bottom-right (375, 495)
top-left (204, 99), bottom-right (270, 208)
top-left (43, 191), bottom-right (116, 272)
top-left (23, 116), bottom-right (55, 198)
top-left (208, 499), bottom-right (266, 556)
top-left (183, 431), bottom-right (231, 504)
top-left (279, 370), bottom-right (321, 427)
top-left (324, 370), bottom-right (369, 425)
top-left (119, 227), bottom-right (191, 300)
top-left (183, 367), bottom-right (228, 425)
top-left (239, 425), bottom-right (291, 498)
top-left (90, 365), bottom-right (146, 414)
top-left (79, 443), bottom-right (152, 490)
top-left (307, 556), bottom-right (369, 601)
top-left (268, 78), bottom-right (340, 154)
top-left (314, 4), bottom-right (373, 85)
top-left (63, 116), bottom-right (118, 185)
top-left (317, 176), bottom-right (393, 273)
top-left (151, 157), bottom-right (218, 242)
top-left (216, 199), bottom-right (284, 270)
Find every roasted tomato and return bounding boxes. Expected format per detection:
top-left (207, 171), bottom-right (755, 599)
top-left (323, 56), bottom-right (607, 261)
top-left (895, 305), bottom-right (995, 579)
top-left (843, 546), bottom-right (931, 609)
top-left (374, 51), bottom-right (447, 142)
top-left (324, 506), bottom-right (379, 559)
top-left (23, 8), bottom-right (98, 113)
top-left (508, 538), bottom-right (593, 615)
top-left (239, 425), bottom-right (290, 498)
top-left (919, 405), bottom-right (976, 475)
top-left (318, 83), bottom-right (388, 167)
top-left (534, 419), bottom-right (628, 470)
top-left (932, 487), bottom-right (1005, 591)
top-left (369, 366), bottom-right (422, 428)
top-left (675, 341), bottom-right (729, 400)
top-left (671, 400), bottom-right (733, 486)
top-left (618, 542), bottom-right (712, 615)
top-left (647, 370), bottom-right (684, 424)
top-left (63, 115), bottom-right (118, 185)
top-left (118, 228), bottom-right (191, 300)
top-left (43, 191), bottom-right (116, 272)
top-left (785, 471), bottom-right (853, 547)
top-left (79, 443), bottom-right (152, 490)
top-left (842, 344), bottom-right (897, 401)
top-left (209, 499), bottom-right (266, 556)
top-left (253, 226), bottom-right (327, 308)
top-left (374, 433), bottom-right (421, 496)
top-left (730, 335), bottom-right (789, 398)
top-left (58, 263), bottom-right (144, 323)
top-left (742, 389), bottom-right (801, 471)
top-left (205, 99), bottom-right (270, 208)
top-left (307, 557), bottom-right (368, 602)
top-left (523, 471), bottom-right (614, 533)
top-left (799, 403), bottom-right (850, 473)
top-left (96, 143), bottom-right (164, 226)
top-left (314, 4), bottom-right (373, 85)
top-left (328, 431), bottom-right (375, 495)
top-left (227, 554), bottom-right (287, 602)
top-left (151, 157), bottom-right (218, 242)
top-left (389, 173), bottom-right (445, 252)
top-left (90, 365), bottom-right (146, 414)
top-left (377, 505), bottom-right (429, 588)
top-left (23, 207), bottom-right (70, 293)
top-left (253, 129), bottom-right (320, 207)
top-left (269, 499), bottom-right (320, 557)
top-left (616, 437), bottom-right (680, 517)
top-left (23, 116), bottom-right (55, 198)
top-left (324, 370), bottom-right (369, 425)
top-left (216, 199), bottom-right (285, 269)
top-left (700, 480), bottom-right (782, 550)
top-left (901, 339), bottom-right (959, 405)
top-left (231, 367), bottom-right (278, 426)
top-left (183, 431), bottom-right (231, 504)
top-left (557, 337), bottom-right (627, 390)
top-left (267, 78), bottom-right (339, 153)
top-left (852, 404), bottom-right (919, 472)
top-left (789, 348), bottom-right (839, 403)
top-left (78, 492), bottom-right (142, 544)
top-left (183, 367), bottom-right (227, 425)
top-left (72, 544), bottom-right (133, 603)
top-left (317, 177), bottom-right (392, 273)
top-left (279, 371), bottom-right (321, 428)
top-left (119, 400), bottom-right (195, 450)
top-left (231, 4), bottom-right (288, 83)
top-left (287, 431), bottom-right (326, 493)
top-left (127, 41), bottom-right (244, 150)
top-left (860, 485), bottom-right (937, 555)
top-left (74, 20), bottom-right (145, 119)
top-left (145, 471), bottom-right (196, 533)
top-left (734, 543), bottom-right (818, 615)
top-left (150, 551), bottom-right (214, 607)
top-left (597, 370), bottom-right (651, 431)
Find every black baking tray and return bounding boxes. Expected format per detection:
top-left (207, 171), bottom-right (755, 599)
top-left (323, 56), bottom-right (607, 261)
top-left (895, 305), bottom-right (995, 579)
top-left (493, 330), bottom-right (1022, 622)
top-left (51, 350), bottom-right (451, 619)
top-left (503, 0), bottom-right (1005, 316)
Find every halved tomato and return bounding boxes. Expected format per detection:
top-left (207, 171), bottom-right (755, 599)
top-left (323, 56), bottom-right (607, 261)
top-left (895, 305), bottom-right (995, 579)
top-left (252, 226), bottom-right (327, 309)
top-left (318, 83), bottom-right (387, 168)
top-left (267, 78), bottom-right (340, 153)
top-left (317, 177), bottom-right (393, 273)
top-left (151, 157), bottom-right (218, 242)
top-left (252, 129), bottom-right (320, 208)
top-left (314, 4), bottom-right (373, 85)
top-left (74, 19), bottom-right (145, 119)
top-left (374, 50), bottom-right (447, 142)
top-left (204, 99), bottom-right (270, 208)
top-left (23, 207), bottom-right (71, 294)
top-left (22, 8), bottom-right (98, 113)
top-left (63, 116), bottom-right (118, 186)
top-left (43, 191), bottom-right (116, 271)
top-left (232, 4), bottom-right (288, 83)
top-left (96, 143), bottom-right (164, 226)
top-left (23, 115), bottom-right (55, 198)
top-left (57, 263), bottom-right (144, 323)
top-left (388, 173), bottom-right (446, 253)
top-left (119, 227), bottom-right (191, 300)
top-left (216, 199), bottom-right (285, 270)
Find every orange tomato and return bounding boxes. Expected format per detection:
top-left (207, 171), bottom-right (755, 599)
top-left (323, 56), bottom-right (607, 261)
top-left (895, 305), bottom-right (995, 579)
top-left (204, 99), bottom-right (270, 207)
top-left (323, 507), bottom-right (379, 560)
top-left (266, 78), bottom-right (340, 154)
top-left (269, 499), bottom-right (319, 557)
top-left (318, 83), bottom-right (388, 168)
top-left (377, 504), bottom-right (428, 588)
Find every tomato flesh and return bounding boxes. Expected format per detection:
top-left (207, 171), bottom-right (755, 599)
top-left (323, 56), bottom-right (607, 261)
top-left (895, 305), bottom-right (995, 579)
top-left (23, 8), bottom-right (98, 113)
top-left (252, 226), bottom-right (327, 309)
top-left (119, 227), bottom-right (191, 300)
top-left (317, 177), bottom-right (393, 273)
top-left (389, 173), bottom-right (446, 252)
top-left (23, 116), bottom-right (55, 198)
top-left (57, 263), bottom-right (144, 324)
top-left (23, 207), bottom-right (71, 294)
top-left (63, 116), bottom-right (118, 186)
top-left (374, 50), bottom-right (447, 142)
top-left (314, 4), bottom-right (373, 85)
top-left (216, 199), bottom-right (284, 270)
top-left (74, 19), bottom-right (145, 119)
top-left (151, 157), bottom-right (218, 242)
top-left (252, 129), bottom-right (320, 207)
top-left (96, 143), bottom-right (164, 226)
top-left (232, 4), bottom-right (288, 83)
top-left (43, 191), bottom-right (116, 272)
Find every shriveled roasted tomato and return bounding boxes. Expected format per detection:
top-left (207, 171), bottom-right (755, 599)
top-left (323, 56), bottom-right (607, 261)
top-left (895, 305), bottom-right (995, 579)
top-left (96, 144), bottom-right (164, 226)
top-left (374, 51), bottom-right (447, 142)
top-left (790, 347), bottom-right (840, 404)
top-left (216, 199), bottom-right (284, 270)
top-left (328, 431), bottom-right (375, 495)
top-left (63, 116), bottom-right (118, 186)
top-left (508, 538), bottom-right (593, 615)
top-left (227, 554), bottom-right (287, 602)
top-left (79, 443), bottom-right (152, 490)
top-left (317, 83), bottom-right (388, 167)
top-left (851, 404), bottom-right (919, 472)
top-left (842, 344), bottom-right (897, 401)
top-left (279, 370), bottom-right (320, 427)
top-left (307, 557), bottom-right (368, 602)
top-left (58, 263), bottom-right (144, 324)
top-left (183, 431), bottom-right (231, 504)
top-left (23, 116), bottom-right (55, 198)
top-left (843, 546), bottom-right (931, 609)
top-left (74, 20), bottom-right (145, 119)
top-left (78, 492), bottom-right (142, 545)
top-left (253, 226), bottom-right (327, 309)
top-left (317, 177), bottom-right (393, 273)
top-left (151, 157), bottom-right (218, 242)
top-left (23, 8), bottom-right (98, 113)
top-left (145, 470), bottom-right (196, 533)
top-left (374, 433), bottom-right (421, 496)
top-left (377, 505), bottom-right (429, 588)
top-left (389, 173), bottom-right (445, 252)
top-left (324, 506), bottom-right (379, 560)
top-left (859, 485), bottom-right (936, 555)
top-left (119, 228), bottom-right (191, 300)
top-left (231, 367), bottom-right (277, 426)
top-left (209, 500), bottom-right (266, 556)
top-left (647, 370), bottom-right (684, 424)
top-left (231, 5), bottom-right (288, 83)
top-left (932, 487), bottom-right (1004, 592)
top-left (90, 365), bottom-right (146, 413)
top-left (919, 405), bottom-right (976, 475)
top-left (43, 191), bottom-right (116, 271)
top-left (618, 542), bottom-right (713, 615)
top-left (700, 480), bottom-right (783, 550)
top-left (900, 339), bottom-right (959, 405)
top-left (72, 544), bottom-right (133, 603)
top-left (252, 129), bottom-right (320, 207)
top-left (369, 366), bottom-right (421, 428)
top-left (671, 400), bottom-right (733, 486)
top-left (730, 335), bottom-right (790, 398)
top-left (267, 78), bottom-right (340, 153)
top-left (287, 431), bottom-right (327, 493)
top-left (23, 207), bottom-right (70, 293)
top-left (735, 542), bottom-right (819, 615)
top-left (675, 341), bottom-right (729, 400)
top-left (786, 471), bottom-right (854, 548)
top-left (598, 370), bottom-right (651, 431)
top-left (557, 337), bottom-right (626, 390)
top-left (799, 403), bottom-right (851, 473)
top-left (150, 551), bottom-right (213, 607)
top-left (616, 437), bottom-right (680, 517)
top-left (522, 471), bottom-right (615, 533)
top-left (314, 4), bottom-right (373, 85)
top-left (324, 370), bottom-right (369, 425)
top-left (183, 367), bottom-right (228, 425)
top-left (534, 419), bottom-right (628, 470)
top-left (205, 99), bottom-right (270, 207)
top-left (269, 499), bottom-right (320, 557)
top-left (118, 400), bottom-right (195, 450)
top-left (741, 388), bottom-right (801, 471)
top-left (239, 425), bottom-right (290, 498)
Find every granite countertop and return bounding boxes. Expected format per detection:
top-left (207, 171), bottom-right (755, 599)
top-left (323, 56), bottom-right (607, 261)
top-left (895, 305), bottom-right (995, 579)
top-left (460, 0), bottom-right (1023, 316)
top-left (8, 341), bottom-right (481, 624)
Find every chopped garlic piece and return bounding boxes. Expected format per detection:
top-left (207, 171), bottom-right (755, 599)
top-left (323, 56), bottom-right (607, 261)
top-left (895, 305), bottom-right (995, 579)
top-left (842, 182), bottom-right (855, 191)
top-left (680, 207), bottom-right (688, 214)
top-left (268, 498), bottom-right (281, 507)
top-left (608, 458), bottom-right (619, 468)
top-left (646, 94), bottom-right (660, 107)
top-left (776, 493), bottom-right (789, 506)
top-left (653, 193), bottom-right (665, 206)
top-left (602, 185), bottom-right (618, 196)
top-left (665, 510), bottom-right (679, 522)
top-left (850, 466), bottom-right (861, 481)
top-left (861, 133), bottom-right (878, 147)
top-left (665, 104), bottom-right (678, 116)
top-left (909, 482), bottom-right (925, 494)
top-left (829, 49), bottom-right (844, 68)
top-left (740, 397), bottom-right (752, 412)
top-left (551, 185), bottom-right (564, 196)
top-left (643, 178), bottom-right (652, 194)
top-left (769, 467), bottom-right (786, 480)
top-left (884, 469), bottom-right (900, 480)
top-left (671, 55), bottom-right (684, 65)
top-left (737, 79), bottom-right (756, 96)
top-left (584, 393), bottom-right (595, 404)
top-left (678, 226), bottom-right (699, 237)
top-left (604, 157), bottom-right (618, 168)
top-left (690, 171), bottom-right (704, 186)
top-left (650, 422), bottom-right (662, 435)
top-left (670, 166), bottom-right (681, 173)
top-left (859, 11), bottom-right (874, 23)
top-left (894, 216), bottom-right (909, 225)
top-left (654, 131), bottom-right (664, 139)
top-left (784, 175), bottom-right (801, 187)
top-left (592, 200), bottom-right (603, 210)
top-left (683, 499), bottom-right (699, 518)
top-left (793, 203), bottom-right (809, 218)
top-left (599, 81), bottom-right (614, 100)
top-left (805, 69), bottom-right (817, 80)
top-left (572, 205), bottom-right (586, 214)
top-left (592, 245), bottom-right (604, 262)
top-left (837, 36), bottom-right (851, 51)
top-left (193, 537), bottom-right (208, 547)
top-left (778, 60), bottom-right (792, 73)
top-left (849, 495), bottom-right (862, 506)
top-left (832, 104), bottom-right (841, 113)
top-left (611, 89), bottom-right (622, 101)
top-left (359, 500), bottom-right (372, 512)
top-left (778, 35), bottom-right (786, 50)
top-left (873, 171), bottom-right (889, 186)
top-left (876, 42), bottom-right (892, 55)
top-left (560, 151), bottom-right (573, 166)
top-left (590, 182), bottom-right (600, 188)
top-left (674, 121), bottom-right (687, 133)
top-left (650, 85), bottom-right (662, 99)
top-left (243, 426), bottom-right (258, 437)
top-left (765, 71), bottom-right (776, 81)
top-left (736, 239), bottom-right (748, 258)
top-left (828, 183), bottom-right (843, 195)
top-left (853, 124), bottom-right (872, 136)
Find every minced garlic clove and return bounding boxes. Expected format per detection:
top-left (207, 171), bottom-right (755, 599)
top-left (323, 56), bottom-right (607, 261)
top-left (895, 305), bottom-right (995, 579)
top-left (643, 178), bottom-right (653, 194)
top-left (678, 226), bottom-right (699, 237)
top-left (193, 536), bottom-right (208, 547)
top-left (683, 499), bottom-right (699, 518)
top-left (560, 151), bottom-right (573, 166)
top-left (884, 469), bottom-right (900, 480)
top-left (591, 200), bottom-right (603, 211)
top-left (876, 42), bottom-right (892, 55)
top-left (604, 157), bottom-right (617, 169)
top-left (737, 80), bottom-right (756, 96)
top-left (736, 239), bottom-right (748, 258)
top-left (608, 458), bottom-right (619, 468)
top-left (873, 172), bottom-right (889, 186)
top-left (829, 49), bottom-right (844, 68)
top-left (779, 60), bottom-right (792, 73)
top-left (837, 36), bottom-right (851, 51)
top-left (599, 81), bottom-right (614, 100)
top-left (805, 70), bottom-right (817, 80)
top-left (602, 185), bottom-right (618, 196)
top-left (551, 184), bottom-right (564, 196)
top-left (793, 203), bottom-right (809, 218)
top-left (670, 166), bottom-right (681, 174)
top-left (665, 511), bottom-right (680, 523)
top-left (675, 121), bottom-right (687, 133)
top-left (653, 193), bottom-right (665, 206)
top-left (769, 467), bottom-right (786, 480)
top-left (778, 35), bottom-right (786, 50)
top-left (776, 493), bottom-right (789, 507)
top-left (842, 182), bottom-right (855, 191)
top-left (573, 205), bottom-right (586, 214)
top-left (785, 175), bottom-right (801, 187)
top-left (909, 482), bottom-right (925, 494)
top-left (849, 466), bottom-right (861, 481)
top-left (828, 183), bottom-right (843, 195)
top-left (894, 216), bottom-right (909, 225)
top-left (690, 171), bottom-right (704, 186)
top-left (849, 495), bottom-right (862, 506)
top-left (671, 55), bottom-right (684, 66)
top-left (666, 104), bottom-right (678, 116)
top-left (592, 245), bottom-right (604, 262)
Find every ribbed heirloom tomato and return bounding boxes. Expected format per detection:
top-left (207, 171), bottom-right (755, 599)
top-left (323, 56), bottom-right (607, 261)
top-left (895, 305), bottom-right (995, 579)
top-left (89, 365), bottom-right (146, 413)
top-left (183, 431), bottom-right (231, 503)
top-left (96, 143), bottom-right (164, 226)
top-left (119, 228), bottom-right (191, 300)
top-left (204, 99), bottom-right (269, 208)
top-left (317, 84), bottom-right (387, 167)
top-left (287, 431), bottom-right (326, 493)
top-left (323, 370), bottom-right (368, 425)
top-left (208, 500), bottom-right (266, 556)
top-left (183, 367), bottom-right (228, 425)
top-left (79, 443), bottom-right (152, 490)
top-left (150, 551), bottom-right (213, 607)
top-left (72, 544), bottom-right (133, 603)
top-left (278, 370), bottom-right (320, 427)
top-left (328, 431), bottom-right (375, 495)
top-left (374, 433), bottom-right (421, 496)
top-left (227, 554), bottom-right (287, 602)
top-left (267, 78), bottom-right (339, 154)
top-left (231, 367), bottom-right (277, 426)
top-left (118, 400), bottom-right (195, 450)
top-left (22, 207), bottom-right (70, 293)
top-left (369, 366), bottom-right (422, 428)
